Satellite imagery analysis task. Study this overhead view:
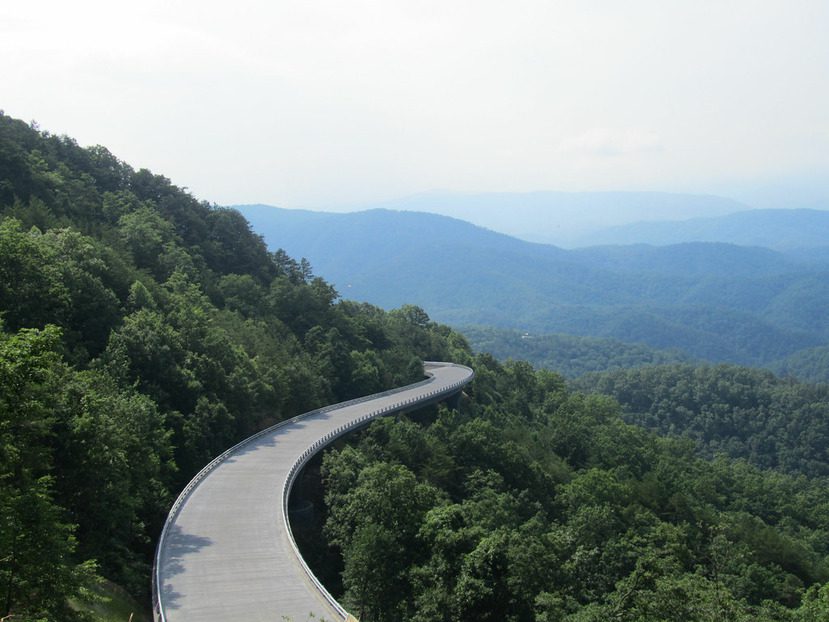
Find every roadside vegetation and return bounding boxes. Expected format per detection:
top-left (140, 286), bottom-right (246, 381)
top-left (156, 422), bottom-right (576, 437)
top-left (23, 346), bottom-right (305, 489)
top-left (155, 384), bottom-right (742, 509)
top-left (2, 112), bottom-right (828, 621)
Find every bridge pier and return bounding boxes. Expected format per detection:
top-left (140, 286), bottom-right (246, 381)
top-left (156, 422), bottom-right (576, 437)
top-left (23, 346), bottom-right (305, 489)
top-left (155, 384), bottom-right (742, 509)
top-left (444, 390), bottom-right (464, 411)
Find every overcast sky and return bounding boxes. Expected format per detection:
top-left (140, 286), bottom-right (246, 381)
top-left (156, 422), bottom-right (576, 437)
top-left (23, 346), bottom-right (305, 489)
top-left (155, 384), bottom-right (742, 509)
top-left (2, 1), bottom-right (828, 213)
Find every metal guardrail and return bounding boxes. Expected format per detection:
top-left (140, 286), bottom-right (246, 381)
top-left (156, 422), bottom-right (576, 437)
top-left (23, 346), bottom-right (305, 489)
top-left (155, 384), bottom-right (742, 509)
top-left (152, 361), bottom-right (474, 622)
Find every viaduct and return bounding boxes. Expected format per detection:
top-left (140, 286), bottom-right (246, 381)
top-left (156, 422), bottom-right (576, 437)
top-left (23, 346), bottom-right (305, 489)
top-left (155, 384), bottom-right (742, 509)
top-left (153, 361), bottom-right (474, 621)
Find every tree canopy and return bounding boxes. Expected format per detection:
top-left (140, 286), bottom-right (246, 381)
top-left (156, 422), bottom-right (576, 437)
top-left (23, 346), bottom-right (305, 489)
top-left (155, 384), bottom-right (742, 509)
top-left (3, 110), bottom-right (829, 621)
top-left (319, 356), bottom-right (829, 621)
top-left (0, 112), bottom-right (468, 619)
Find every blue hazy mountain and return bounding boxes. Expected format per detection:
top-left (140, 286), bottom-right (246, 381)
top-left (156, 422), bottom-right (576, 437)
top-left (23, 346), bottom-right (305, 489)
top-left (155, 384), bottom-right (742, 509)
top-left (235, 204), bottom-right (829, 366)
top-left (350, 190), bottom-right (749, 246)
top-left (571, 208), bottom-right (829, 250)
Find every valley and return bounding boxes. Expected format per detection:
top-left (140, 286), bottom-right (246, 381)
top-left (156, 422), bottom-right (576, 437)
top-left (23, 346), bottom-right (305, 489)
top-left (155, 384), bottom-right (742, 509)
top-left (1, 112), bottom-right (828, 622)
top-left (237, 204), bottom-right (829, 372)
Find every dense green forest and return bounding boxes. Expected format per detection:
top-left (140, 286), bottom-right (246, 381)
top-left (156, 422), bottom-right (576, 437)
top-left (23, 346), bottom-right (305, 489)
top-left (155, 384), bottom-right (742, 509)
top-left (0, 112), bottom-right (467, 620)
top-left (575, 365), bottom-right (829, 478)
top-left (3, 112), bottom-right (829, 622)
top-left (462, 326), bottom-right (691, 378)
top-left (769, 345), bottom-right (829, 384)
top-left (464, 326), bottom-right (829, 386)
top-left (317, 356), bottom-right (829, 621)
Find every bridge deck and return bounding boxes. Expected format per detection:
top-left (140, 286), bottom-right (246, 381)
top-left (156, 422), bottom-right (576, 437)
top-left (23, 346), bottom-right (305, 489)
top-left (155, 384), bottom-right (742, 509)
top-left (155, 362), bottom-right (473, 621)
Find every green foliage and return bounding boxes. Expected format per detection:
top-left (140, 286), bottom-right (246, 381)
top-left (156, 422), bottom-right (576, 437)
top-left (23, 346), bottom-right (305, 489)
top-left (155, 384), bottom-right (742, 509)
top-left (463, 326), bottom-right (691, 378)
top-left (0, 325), bottom-right (97, 620)
top-left (54, 369), bottom-right (174, 588)
top-left (796, 582), bottom-right (829, 621)
top-left (69, 577), bottom-right (152, 622)
top-left (318, 354), bottom-right (829, 621)
top-left (0, 218), bottom-right (70, 331)
top-left (770, 345), bottom-right (829, 384)
top-left (5, 110), bottom-right (829, 622)
top-left (117, 205), bottom-right (180, 279)
top-left (0, 111), bottom-right (470, 613)
top-left (577, 364), bottom-right (829, 477)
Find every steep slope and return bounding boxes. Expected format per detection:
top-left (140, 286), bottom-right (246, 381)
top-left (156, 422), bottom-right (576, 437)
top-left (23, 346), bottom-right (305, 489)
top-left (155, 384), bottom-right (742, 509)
top-left (0, 112), bottom-right (472, 619)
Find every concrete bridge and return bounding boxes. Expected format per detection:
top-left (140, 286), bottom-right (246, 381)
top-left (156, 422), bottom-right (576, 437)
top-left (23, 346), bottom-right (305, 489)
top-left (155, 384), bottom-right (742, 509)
top-left (153, 361), bottom-right (474, 621)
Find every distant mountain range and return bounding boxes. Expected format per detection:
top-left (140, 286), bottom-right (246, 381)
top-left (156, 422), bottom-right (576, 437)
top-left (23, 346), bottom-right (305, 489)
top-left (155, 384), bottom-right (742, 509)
top-left (235, 204), bottom-right (829, 368)
top-left (574, 208), bottom-right (829, 250)
top-left (350, 191), bottom-right (749, 246)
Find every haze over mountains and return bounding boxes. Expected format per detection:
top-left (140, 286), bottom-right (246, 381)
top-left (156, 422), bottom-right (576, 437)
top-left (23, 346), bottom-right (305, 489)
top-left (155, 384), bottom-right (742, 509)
top-left (4, 108), bottom-right (829, 620)
top-left (575, 208), bottom-right (829, 250)
top-left (236, 204), bottom-right (829, 372)
top-left (350, 191), bottom-right (751, 246)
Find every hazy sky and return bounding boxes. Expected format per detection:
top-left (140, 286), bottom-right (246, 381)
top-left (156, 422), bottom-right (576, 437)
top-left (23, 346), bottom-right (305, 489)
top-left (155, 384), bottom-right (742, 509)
top-left (2, 1), bottom-right (828, 212)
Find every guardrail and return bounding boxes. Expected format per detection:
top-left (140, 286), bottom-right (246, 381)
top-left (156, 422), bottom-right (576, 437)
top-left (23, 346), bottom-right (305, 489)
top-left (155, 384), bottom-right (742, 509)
top-left (152, 361), bottom-right (474, 622)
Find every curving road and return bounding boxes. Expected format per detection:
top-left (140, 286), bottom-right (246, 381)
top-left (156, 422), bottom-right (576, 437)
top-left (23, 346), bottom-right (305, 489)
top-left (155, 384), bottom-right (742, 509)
top-left (153, 361), bottom-right (474, 622)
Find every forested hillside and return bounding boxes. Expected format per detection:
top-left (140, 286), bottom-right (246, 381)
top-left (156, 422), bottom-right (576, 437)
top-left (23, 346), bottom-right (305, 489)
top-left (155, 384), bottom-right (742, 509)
top-left (769, 345), bottom-right (829, 384)
top-left (237, 204), bottom-right (829, 369)
top-left (463, 327), bottom-right (829, 385)
top-left (0, 112), bottom-right (467, 620)
top-left (3, 112), bottom-right (829, 622)
top-left (462, 326), bottom-right (691, 378)
top-left (315, 356), bottom-right (829, 621)
top-left (576, 364), bottom-right (829, 478)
